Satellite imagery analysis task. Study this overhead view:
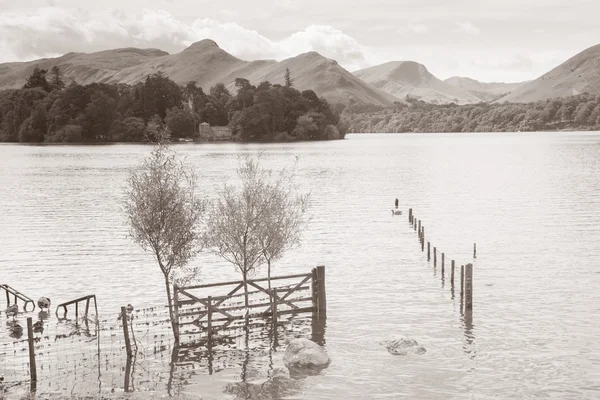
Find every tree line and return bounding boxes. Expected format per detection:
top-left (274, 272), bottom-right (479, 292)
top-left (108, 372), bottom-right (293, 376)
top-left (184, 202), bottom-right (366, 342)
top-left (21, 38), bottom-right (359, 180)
top-left (342, 93), bottom-right (600, 133)
top-left (0, 66), bottom-right (347, 143)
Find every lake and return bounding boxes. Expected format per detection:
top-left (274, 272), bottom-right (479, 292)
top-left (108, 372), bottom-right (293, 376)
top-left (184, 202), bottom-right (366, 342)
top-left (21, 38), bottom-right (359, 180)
top-left (1, 132), bottom-right (600, 399)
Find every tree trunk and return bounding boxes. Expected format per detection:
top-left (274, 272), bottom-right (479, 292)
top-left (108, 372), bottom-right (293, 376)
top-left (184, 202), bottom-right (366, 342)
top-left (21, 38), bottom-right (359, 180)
top-left (243, 269), bottom-right (249, 308)
top-left (164, 276), bottom-right (179, 343)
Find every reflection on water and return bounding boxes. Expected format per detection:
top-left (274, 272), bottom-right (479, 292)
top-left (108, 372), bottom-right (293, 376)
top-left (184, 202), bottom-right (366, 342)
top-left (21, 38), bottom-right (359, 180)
top-left (1, 305), bottom-right (324, 399)
top-left (2, 132), bottom-right (600, 398)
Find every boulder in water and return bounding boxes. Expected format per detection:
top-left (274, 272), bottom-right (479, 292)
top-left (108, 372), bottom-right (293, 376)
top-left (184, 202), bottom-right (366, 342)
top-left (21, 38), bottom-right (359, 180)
top-left (381, 337), bottom-right (426, 356)
top-left (283, 338), bottom-right (330, 371)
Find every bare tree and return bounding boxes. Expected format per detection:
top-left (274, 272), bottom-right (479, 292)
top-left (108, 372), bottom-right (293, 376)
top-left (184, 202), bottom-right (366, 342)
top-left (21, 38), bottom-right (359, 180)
top-left (206, 155), bottom-right (310, 313)
top-left (257, 162), bottom-right (310, 301)
top-left (124, 144), bottom-right (206, 342)
top-left (205, 156), bottom-right (271, 311)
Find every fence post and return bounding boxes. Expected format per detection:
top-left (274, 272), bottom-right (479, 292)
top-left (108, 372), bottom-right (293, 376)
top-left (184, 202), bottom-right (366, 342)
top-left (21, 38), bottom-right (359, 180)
top-left (408, 208), bottom-right (412, 223)
top-left (207, 296), bottom-right (213, 345)
top-left (461, 265), bottom-right (465, 297)
top-left (173, 285), bottom-right (180, 343)
top-left (121, 306), bottom-right (132, 358)
top-left (451, 260), bottom-right (455, 286)
top-left (311, 268), bottom-right (318, 312)
top-left (272, 289), bottom-right (278, 327)
top-left (316, 266), bottom-right (327, 318)
top-left (474, 243), bottom-right (477, 258)
top-left (27, 317), bottom-right (37, 393)
top-left (442, 253), bottom-right (445, 274)
top-left (465, 264), bottom-right (473, 310)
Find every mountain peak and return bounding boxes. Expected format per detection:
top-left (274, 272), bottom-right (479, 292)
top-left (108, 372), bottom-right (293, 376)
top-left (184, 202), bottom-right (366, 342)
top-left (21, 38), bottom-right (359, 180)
top-left (184, 39), bottom-right (220, 51)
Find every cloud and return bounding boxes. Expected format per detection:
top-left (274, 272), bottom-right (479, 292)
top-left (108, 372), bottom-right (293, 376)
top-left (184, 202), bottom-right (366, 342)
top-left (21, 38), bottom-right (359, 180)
top-left (457, 21), bottom-right (481, 35)
top-left (0, 7), bottom-right (368, 70)
top-left (401, 24), bottom-right (429, 34)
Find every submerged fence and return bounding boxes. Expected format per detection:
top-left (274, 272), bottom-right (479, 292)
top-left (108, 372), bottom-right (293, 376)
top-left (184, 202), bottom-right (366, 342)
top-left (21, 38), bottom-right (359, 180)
top-left (0, 267), bottom-right (327, 398)
top-left (406, 208), bottom-right (475, 320)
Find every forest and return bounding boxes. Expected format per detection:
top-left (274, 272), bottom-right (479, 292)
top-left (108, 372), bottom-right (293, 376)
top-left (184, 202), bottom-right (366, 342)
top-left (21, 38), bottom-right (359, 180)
top-left (0, 67), bottom-right (347, 143)
top-left (342, 94), bottom-right (600, 133)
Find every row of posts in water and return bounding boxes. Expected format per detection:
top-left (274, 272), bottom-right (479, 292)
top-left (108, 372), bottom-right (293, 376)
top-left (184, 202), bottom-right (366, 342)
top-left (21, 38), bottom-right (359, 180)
top-left (407, 208), bottom-right (473, 312)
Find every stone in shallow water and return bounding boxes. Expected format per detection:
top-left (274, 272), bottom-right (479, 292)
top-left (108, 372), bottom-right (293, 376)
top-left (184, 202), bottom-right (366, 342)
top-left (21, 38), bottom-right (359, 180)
top-left (381, 337), bottom-right (426, 356)
top-left (283, 338), bottom-right (330, 371)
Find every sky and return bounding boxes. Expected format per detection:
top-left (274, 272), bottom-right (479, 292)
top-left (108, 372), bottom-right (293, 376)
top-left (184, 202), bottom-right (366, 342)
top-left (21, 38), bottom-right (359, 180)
top-left (0, 0), bottom-right (599, 82)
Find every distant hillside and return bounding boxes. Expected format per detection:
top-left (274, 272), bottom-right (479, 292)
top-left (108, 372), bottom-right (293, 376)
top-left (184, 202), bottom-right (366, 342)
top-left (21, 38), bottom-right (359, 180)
top-left (353, 61), bottom-right (482, 105)
top-left (497, 44), bottom-right (600, 103)
top-left (444, 76), bottom-right (526, 102)
top-left (0, 48), bottom-right (168, 87)
top-left (234, 52), bottom-right (398, 106)
top-left (0, 40), bottom-right (395, 106)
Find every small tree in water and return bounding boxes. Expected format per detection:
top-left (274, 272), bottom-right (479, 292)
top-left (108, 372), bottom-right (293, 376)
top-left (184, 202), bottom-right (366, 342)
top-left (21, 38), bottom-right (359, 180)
top-left (124, 144), bottom-right (206, 342)
top-left (258, 160), bottom-right (310, 300)
top-left (206, 156), bottom-right (269, 312)
top-left (206, 155), bottom-right (310, 312)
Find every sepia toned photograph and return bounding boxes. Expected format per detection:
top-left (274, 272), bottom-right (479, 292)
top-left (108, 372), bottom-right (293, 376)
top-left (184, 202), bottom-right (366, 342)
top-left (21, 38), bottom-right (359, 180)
top-left (1, 1), bottom-right (599, 399)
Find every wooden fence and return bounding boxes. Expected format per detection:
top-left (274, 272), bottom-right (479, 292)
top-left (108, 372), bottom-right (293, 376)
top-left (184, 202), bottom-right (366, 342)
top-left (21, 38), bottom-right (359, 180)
top-left (173, 266), bottom-right (326, 345)
top-left (407, 208), bottom-right (474, 315)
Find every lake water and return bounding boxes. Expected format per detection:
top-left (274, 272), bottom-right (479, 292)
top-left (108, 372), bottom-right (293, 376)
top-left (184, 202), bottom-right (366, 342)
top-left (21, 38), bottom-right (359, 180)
top-left (1, 132), bottom-right (600, 399)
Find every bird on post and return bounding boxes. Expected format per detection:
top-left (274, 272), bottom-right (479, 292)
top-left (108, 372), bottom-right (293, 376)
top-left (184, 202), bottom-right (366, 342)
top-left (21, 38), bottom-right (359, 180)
top-left (37, 297), bottom-right (51, 310)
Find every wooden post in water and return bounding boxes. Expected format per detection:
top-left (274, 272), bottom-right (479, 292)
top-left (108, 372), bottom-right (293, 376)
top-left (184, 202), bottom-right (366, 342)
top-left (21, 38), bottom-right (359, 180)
top-left (272, 289), bottom-right (278, 327)
top-left (434, 247), bottom-right (437, 266)
top-left (26, 317), bottom-right (37, 393)
top-left (316, 266), bottom-right (327, 318)
top-left (311, 268), bottom-right (318, 311)
top-left (451, 260), bottom-right (455, 286)
top-left (418, 220), bottom-right (421, 235)
top-left (207, 296), bottom-right (213, 345)
top-left (121, 306), bottom-right (132, 358)
top-left (408, 208), bottom-right (412, 223)
top-left (474, 243), bottom-right (477, 258)
top-left (441, 253), bottom-right (445, 274)
top-left (421, 227), bottom-right (425, 251)
top-left (460, 265), bottom-right (465, 297)
top-left (465, 264), bottom-right (473, 310)
top-left (173, 285), bottom-right (180, 343)
top-left (427, 242), bottom-right (431, 261)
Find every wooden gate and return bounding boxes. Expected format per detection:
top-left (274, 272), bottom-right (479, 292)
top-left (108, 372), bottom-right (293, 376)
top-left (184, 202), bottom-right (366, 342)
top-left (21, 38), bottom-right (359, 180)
top-left (174, 266), bottom-right (325, 344)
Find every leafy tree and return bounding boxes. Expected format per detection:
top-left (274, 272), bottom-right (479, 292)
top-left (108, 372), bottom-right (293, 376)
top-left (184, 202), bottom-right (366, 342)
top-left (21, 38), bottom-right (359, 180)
top-left (18, 103), bottom-right (47, 142)
top-left (23, 67), bottom-right (51, 92)
top-left (78, 91), bottom-right (117, 141)
top-left (165, 106), bottom-right (195, 139)
top-left (201, 102), bottom-right (220, 126)
top-left (50, 66), bottom-right (65, 91)
top-left (284, 68), bottom-right (294, 87)
top-left (46, 124), bottom-right (82, 142)
top-left (124, 144), bottom-right (206, 342)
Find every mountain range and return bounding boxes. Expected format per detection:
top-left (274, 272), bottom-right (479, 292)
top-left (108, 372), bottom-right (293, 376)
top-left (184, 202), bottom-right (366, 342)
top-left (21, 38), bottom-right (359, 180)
top-left (0, 39), bottom-right (598, 106)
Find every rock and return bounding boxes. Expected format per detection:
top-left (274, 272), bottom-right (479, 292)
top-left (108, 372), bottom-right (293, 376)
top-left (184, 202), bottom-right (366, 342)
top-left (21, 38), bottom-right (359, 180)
top-left (381, 337), bottom-right (426, 356)
top-left (283, 338), bottom-right (330, 371)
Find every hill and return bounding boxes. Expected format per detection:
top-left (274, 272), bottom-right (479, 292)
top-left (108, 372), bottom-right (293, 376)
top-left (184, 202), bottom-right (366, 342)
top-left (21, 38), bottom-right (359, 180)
top-left (0, 40), bottom-right (395, 106)
top-left (497, 44), bottom-right (600, 103)
top-left (353, 61), bottom-right (482, 105)
top-left (0, 48), bottom-right (168, 87)
top-left (444, 76), bottom-right (526, 102)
